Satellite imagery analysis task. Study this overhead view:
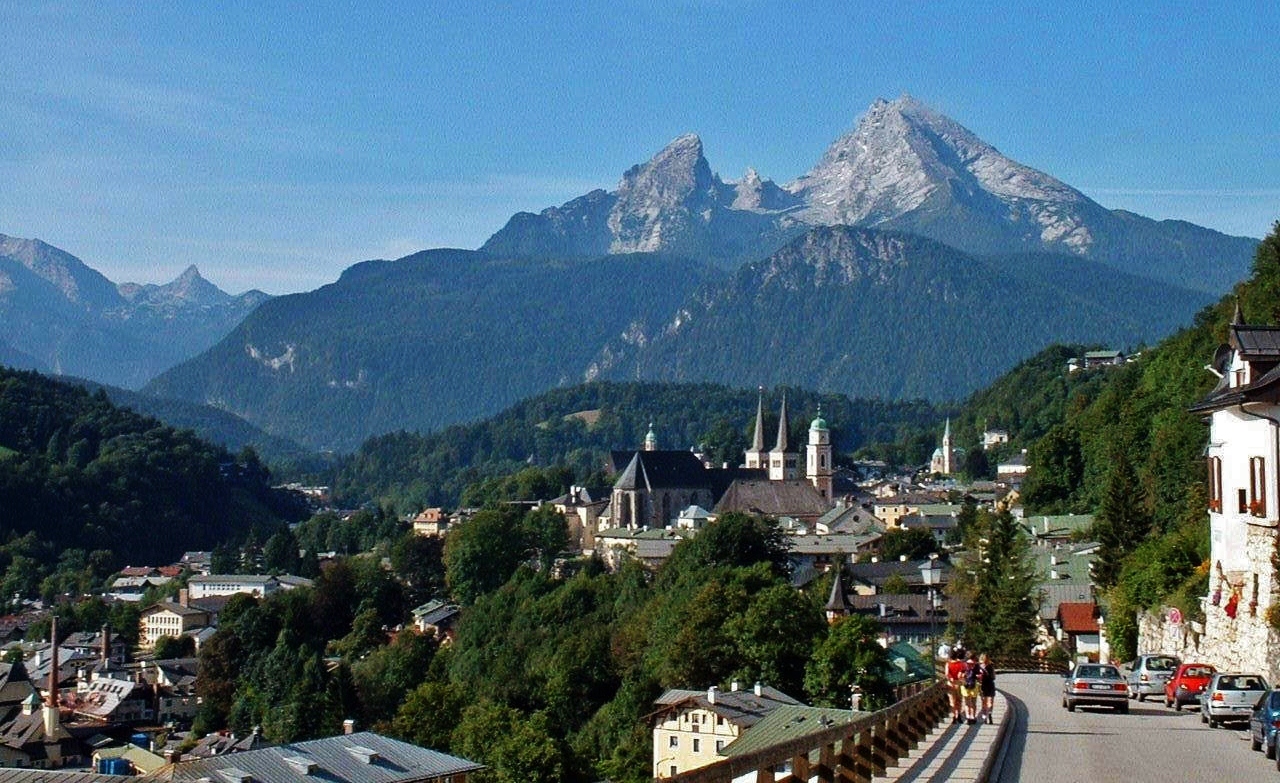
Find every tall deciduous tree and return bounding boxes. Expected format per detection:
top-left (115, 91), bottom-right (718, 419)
top-left (804, 614), bottom-right (892, 709)
top-left (444, 507), bottom-right (529, 605)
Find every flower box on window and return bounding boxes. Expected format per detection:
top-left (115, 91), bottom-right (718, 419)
top-left (1209, 499), bottom-right (1222, 513)
top-left (1250, 500), bottom-right (1267, 517)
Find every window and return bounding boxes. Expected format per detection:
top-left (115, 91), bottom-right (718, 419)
top-left (1208, 456), bottom-right (1223, 512)
top-left (1250, 456), bottom-right (1267, 517)
top-left (670, 766), bottom-right (678, 777)
top-left (692, 738), bottom-right (700, 753)
top-left (716, 740), bottom-right (725, 752)
top-left (1239, 488), bottom-right (1249, 515)
top-left (717, 716), bottom-right (724, 726)
top-left (668, 736), bottom-right (678, 748)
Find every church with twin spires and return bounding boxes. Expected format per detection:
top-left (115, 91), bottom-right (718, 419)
top-left (602, 389), bottom-right (834, 531)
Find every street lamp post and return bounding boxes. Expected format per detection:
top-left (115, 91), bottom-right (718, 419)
top-left (919, 554), bottom-right (942, 679)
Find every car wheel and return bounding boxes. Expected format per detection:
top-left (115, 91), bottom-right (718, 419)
top-left (1209, 716), bottom-right (1218, 729)
top-left (1267, 738), bottom-right (1276, 760)
top-left (1067, 700), bottom-right (1076, 712)
top-left (1252, 735), bottom-right (1262, 752)
top-left (1200, 710), bottom-right (1207, 724)
top-left (1137, 692), bottom-right (1145, 702)
top-left (1117, 703), bottom-right (1129, 714)
top-left (1164, 695), bottom-right (1172, 708)
top-left (1173, 700), bottom-right (1181, 712)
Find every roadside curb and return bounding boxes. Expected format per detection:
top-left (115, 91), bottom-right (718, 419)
top-left (978, 690), bottom-right (1015, 783)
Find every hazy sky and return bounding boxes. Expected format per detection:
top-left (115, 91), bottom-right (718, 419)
top-left (3, 2), bottom-right (1278, 294)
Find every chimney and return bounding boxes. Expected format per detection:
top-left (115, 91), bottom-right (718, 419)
top-left (101, 623), bottom-right (111, 667)
top-left (706, 686), bottom-right (717, 705)
top-left (753, 682), bottom-right (763, 697)
top-left (343, 719), bottom-right (356, 735)
top-left (178, 588), bottom-right (189, 608)
top-left (44, 616), bottom-right (60, 737)
top-left (731, 680), bottom-right (741, 692)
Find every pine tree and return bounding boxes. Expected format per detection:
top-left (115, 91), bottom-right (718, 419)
top-left (963, 510), bottom-right (1041, 658)
top-left (1092, 447), bottom-right (1152, 588)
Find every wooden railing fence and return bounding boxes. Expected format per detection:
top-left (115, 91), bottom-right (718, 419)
top-left (663, 679), bottom-right (949, 783)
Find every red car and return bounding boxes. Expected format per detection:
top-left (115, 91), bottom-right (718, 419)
top-left (1165, 663), bottom-right (1217, 710)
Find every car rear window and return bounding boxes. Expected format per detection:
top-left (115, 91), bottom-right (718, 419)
top-left (1185, 666), bottom-right (1214, 677)
top-left (1270, 692), bottom-right (1280, 709)
top-left (1148, 656), bottom-right (1177, 671)
top-left (1222, 676), bottom-right (1265, 690)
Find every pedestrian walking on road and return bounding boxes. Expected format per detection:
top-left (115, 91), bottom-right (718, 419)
top-left (978, 653), bottom-right (996, 724)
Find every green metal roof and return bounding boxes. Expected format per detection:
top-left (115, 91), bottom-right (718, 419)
top-left (721, 705), bottom-right (861, 757)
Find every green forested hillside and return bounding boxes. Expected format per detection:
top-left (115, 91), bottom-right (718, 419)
top-left (605, 227), bottom-right (1211, 401)
top-left (146, 251), bottom-right (724, 452)
top-left (1010, 224), bottom-right (1280, 656)
top-left (0, 367), bottom-right (308, 582)
top-left (330, 381), bottom-right (940, 510)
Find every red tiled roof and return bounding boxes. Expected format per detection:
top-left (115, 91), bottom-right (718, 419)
top-left (1058, 601), bottom-right (1099, 634)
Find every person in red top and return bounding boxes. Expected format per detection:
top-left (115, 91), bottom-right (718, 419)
top-left (946, 647), bottom-right (967, 723)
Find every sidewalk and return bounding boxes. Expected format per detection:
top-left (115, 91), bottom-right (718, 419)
top-left (878, 692), bottom-right (1009, 783)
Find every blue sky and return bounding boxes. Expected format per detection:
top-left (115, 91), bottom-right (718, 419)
top-left (2, 1), bottom-right (1278, 294)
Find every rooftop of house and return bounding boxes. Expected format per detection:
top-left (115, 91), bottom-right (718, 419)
top-left (141, 731), bottom-right (482, 783)
top-left (847, 593), bottom-right (968, 626)
top-left (787, 533), bottom-right (883, 556)
top-left (1057, 602), bottom-right (1100, 634)
top-left (653, 685), bottom-right (803, 731)
top-left (720, 705), bottom-right (860, 758)
top-left (713, 479), bottom-right (832, 519)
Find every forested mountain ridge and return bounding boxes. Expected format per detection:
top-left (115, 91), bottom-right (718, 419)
top-left (592, 226), bottom-right (1212, 400)
top-left (0, 234), bottom-right (268, 389)
top-left (146, 251), bottom-right (724, 452)
top-left (0, 366), bottom-right (308, 578)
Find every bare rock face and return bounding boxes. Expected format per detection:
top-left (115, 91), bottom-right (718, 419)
top-left (481, 95), bottom-right (1255, 293)
top-left (787, 95), bottom-right (1097, 254)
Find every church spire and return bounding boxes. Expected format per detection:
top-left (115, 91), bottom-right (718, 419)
top-left (751, 386), bottom-right (766, 452)
top-left (824, 558), bottom-right (851, 623)
top-left (1233, 298), bottom-right (1245, 326)
top-left (643, 422), bottom-right (657, 451)
top-left (773, 392), bottom-right (790, 453)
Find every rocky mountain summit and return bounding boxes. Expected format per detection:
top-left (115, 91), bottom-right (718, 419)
top-left (484, 95), bottom-right (1255, 294)
top-left (0, 234), bottom-right (269, 388)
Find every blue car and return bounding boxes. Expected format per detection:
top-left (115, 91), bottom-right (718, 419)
top-left (1249, 689), bottom-right (1280, 759)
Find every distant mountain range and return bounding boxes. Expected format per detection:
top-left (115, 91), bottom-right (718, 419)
top-left (0, 234), bottom-right (269, 388)
top-left (148, 224), bottom-right (1212, 451)
top-left (486, 95), bottom-right (1255, 295)
top-left (14, 95), bottom-right (1260, 453)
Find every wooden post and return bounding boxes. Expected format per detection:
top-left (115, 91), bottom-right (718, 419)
top-left (841, 735), bottom-right (868, 783)
top-left (815, 742), bottom-right (836, 783)
top-left (791, 752), bottom-right (810, 782)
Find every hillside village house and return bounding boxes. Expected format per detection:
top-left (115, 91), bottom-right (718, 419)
top-left (186, 573), bottom-right (312, 600)
top-left (650, 683), bottom-right (806, 779)
top-left (139, 603), bottom-right (212, 649)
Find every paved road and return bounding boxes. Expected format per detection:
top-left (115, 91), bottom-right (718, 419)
top-left (993, 673), bottom-right (1270, 782)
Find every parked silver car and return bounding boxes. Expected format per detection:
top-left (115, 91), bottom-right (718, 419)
top-left (1063, 663), bottom-right (1129, 713)
top-left (1202, 672), bottom-right (1269, 728)
top-left (1126, 653), bottom-right (1180, 701)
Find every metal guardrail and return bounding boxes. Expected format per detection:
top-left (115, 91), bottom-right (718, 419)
top-left (662, 679), bottom-right (949, 783)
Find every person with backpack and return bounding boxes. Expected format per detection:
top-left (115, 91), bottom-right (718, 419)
top-left (962, 650), bottom-right (980, 723)
top-left (977, 653), bottom-right (996, 724)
